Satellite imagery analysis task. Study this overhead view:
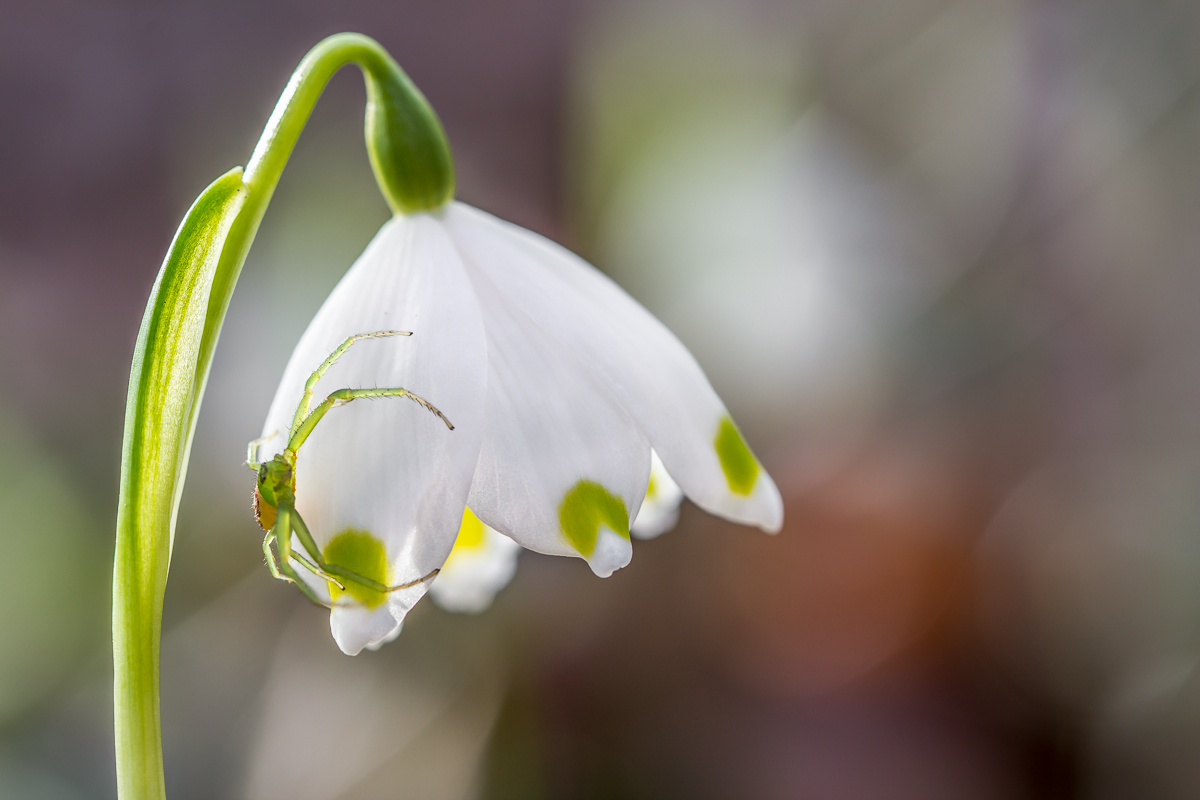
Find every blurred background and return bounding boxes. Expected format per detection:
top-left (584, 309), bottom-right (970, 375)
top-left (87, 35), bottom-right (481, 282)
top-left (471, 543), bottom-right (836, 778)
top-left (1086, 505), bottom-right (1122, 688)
top-left (4, 0), bottom-right (1200, 797)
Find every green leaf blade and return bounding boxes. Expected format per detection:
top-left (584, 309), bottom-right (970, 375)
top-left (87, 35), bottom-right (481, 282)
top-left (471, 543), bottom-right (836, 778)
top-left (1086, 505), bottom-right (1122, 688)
top-left (113, 167), bottom-right (247, 800)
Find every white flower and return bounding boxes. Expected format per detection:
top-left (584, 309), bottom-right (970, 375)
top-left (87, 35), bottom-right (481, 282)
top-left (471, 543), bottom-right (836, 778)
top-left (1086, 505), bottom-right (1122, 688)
top-left (428, 508), bottom-right (520, 613)
top-left (630, 449), bottom-right (685, 540)
top-left (258, 202), bottom-right (783, 655)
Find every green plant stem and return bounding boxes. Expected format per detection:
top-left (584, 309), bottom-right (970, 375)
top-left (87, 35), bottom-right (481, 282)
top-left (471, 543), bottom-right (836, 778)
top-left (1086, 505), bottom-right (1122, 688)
top-left (112, 32), bottom-right (450, 800)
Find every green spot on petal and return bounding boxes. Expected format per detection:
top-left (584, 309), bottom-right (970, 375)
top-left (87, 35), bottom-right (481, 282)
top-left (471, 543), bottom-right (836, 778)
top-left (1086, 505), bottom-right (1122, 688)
top-left (559, 480), bottom-right (629, 557)
top-left (715, 416), bottom-right (758, 496)
top-left (324, 528), bottom-right (391, 609)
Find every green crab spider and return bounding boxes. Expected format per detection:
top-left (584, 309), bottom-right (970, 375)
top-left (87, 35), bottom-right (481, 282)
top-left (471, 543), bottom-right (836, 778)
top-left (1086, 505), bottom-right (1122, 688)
top-left (246, 330), bottom-right (454, 607)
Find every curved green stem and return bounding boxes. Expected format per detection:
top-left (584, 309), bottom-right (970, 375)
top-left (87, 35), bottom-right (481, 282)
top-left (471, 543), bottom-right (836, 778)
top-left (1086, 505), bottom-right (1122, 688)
top-left (112, 33), bottom-right (452, 800)
top-left (244, 32), bottom-right (454, 217)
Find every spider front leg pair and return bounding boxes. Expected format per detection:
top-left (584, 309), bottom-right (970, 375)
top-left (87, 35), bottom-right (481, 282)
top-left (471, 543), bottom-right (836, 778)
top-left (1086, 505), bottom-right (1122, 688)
top-left (247, 330), bottom-right (453, 607)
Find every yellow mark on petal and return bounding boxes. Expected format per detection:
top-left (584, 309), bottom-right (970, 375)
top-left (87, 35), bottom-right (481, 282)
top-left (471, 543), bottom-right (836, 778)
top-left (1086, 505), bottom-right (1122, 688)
top-left (455, 507), bottom-right (486, 550)
top-left (559, 480), bottom-right (629, 557)
top-left (324, 528), bottom-right (391, 609)
top-left (443, 507), bottom-right (487, 569)
top-left (715, 416), bottom-right (758, 496)
top-left (646, 474), bottom-right (658, 500)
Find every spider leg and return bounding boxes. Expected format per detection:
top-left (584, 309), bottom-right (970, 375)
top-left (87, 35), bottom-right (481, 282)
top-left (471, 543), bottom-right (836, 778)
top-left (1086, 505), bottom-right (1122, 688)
top-left (246, 431), bottom-right (279, 470)
top-left (262, 529), bottom-right (284, 580)
top-left (289, 331), bottom-right (412, 437)
top-left (267, 506), bottom-right (330, 607)
top-left (291, 510), bottom-right (440, 595)
top-left (288, 386), bottom-right (452, 454)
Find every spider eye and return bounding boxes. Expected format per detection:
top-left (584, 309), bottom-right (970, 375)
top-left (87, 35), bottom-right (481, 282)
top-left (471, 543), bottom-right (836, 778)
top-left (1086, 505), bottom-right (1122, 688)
top-left (258, 464), bottom-right (268, 482)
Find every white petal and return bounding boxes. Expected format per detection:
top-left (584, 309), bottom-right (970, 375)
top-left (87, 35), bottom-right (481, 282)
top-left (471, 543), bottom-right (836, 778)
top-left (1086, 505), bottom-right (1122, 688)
top-left (364, 619), bottom-right (404, 651)
top-left (260, 213), bottom-right (488, 655)
top-left (445, 203), bottom-right (782, 534)
top-left (457, 258), bottom-right (648, 577)
top-left (590, 526), bottom-right (633, 577)
top-left (330, 603), bottom-right (405, 656)
top-left (429, 509), bottom-right (521, 613)
top-left (631, 449), bottom-right (684, 540)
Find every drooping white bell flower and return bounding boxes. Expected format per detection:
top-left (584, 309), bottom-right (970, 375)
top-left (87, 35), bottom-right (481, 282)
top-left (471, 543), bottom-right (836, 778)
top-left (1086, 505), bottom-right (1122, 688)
top-left (259, 202), bottom-right (783, 655)
top-left (428, 508), bottom-right (521, 613)
top-left (630, 449), bottom-right (685, 540)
